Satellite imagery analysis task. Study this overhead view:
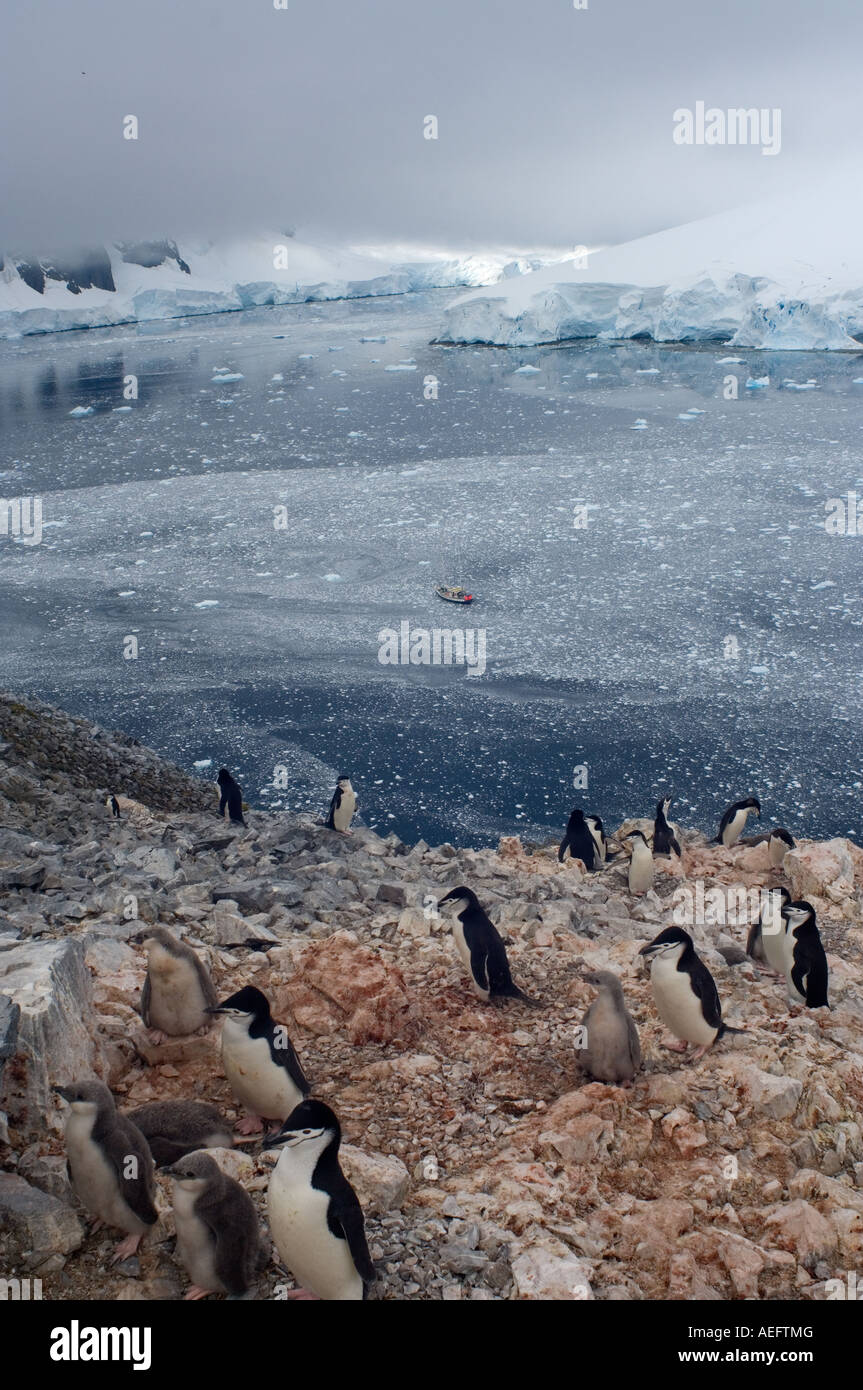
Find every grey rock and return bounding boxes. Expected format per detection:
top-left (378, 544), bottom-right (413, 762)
top-left (376, 882), bottom-right (407, 908)
top-left (212, 882), bottom-right (274, 914)
top-left (0, 1172), bottom-right (84, 1265)
top-left (0, 863), bottom-right (46, 891)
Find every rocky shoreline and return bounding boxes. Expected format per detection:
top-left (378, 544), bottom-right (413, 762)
top-left (1, 691), bottom-right (862, 1301)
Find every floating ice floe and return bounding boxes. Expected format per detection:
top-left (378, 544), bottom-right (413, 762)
top-left (211, 372), bottom-right (244, 383)
top-left (194, 599), bottom-right (220, 608)
top-left (323, 572), bottom-right (342, 581)
top-left (385, 362), bottom-right (417, 371)
top-left (113, 405), bottom-right (133, 412)
top-left (746, 377), bottom-right (770, 389)
top-left (631, 418), bottom-right (649, 430)
top-left (514, 364), bottom-right (542, 374)
top-left (69, 406), bottom-right (94, 417)
top-left (193, 759), bottom-right (213, 768)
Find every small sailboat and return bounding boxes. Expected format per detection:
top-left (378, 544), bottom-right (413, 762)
top-left (435, 583), bottom-right (473, 604)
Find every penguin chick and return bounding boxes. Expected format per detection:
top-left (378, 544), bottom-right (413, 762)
top-left (133, 925), bottom-right (218, 1045)
top-left (580, 970), bottom-right (641, 1085)
top-left (216, 768), bottom-right (247, 826)
top-left (768, 827), bottom-right (796, 868)
top-left (126, 1100), bottom-right (233, 1166)
top-left (265, 1099), bottom-right (375, 1301)
top-left (625, 830), bottom-right (654, 896)
top-left (558, 808), bottom-right (601, 870)
top-left (745, 886), bottom-right (791, 974)
top-left (639, 926), bottom-right (743, 1061)
top-left (437, 886), bottom-right (537, 1005)
top-left (715, 796), bottom-right (761, 847)
top-left (782, 900), bottom-right (830, 1009)
top-left (207, 985), bottom-right (310, 1135)
top-left (326, 775), bottom-right (357, 833)
top-left (164, 1151), bottom-right (265, 1300)
top-left (54, 1080), bottom-right (158, 1262)
top-left (652, 796), bottom-right (682, 858)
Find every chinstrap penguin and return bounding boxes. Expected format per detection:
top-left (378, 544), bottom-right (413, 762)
top-left (164, 1151), bottom-right (265, 1300)
top-left (558, 808), bottom-right (602, 870)
top-left (579, 970), bottom-right (641, 1085)
top-left (768, 827), bottom-right (796, 868)
top-left (652, 796), bottom-right (681, 859)
top-left (715, 797), bottom-right (761, 847)
top-left (216, 768), bottom-right (247, 827)
top-left (326, 775), bottom-right (357, 833)
top-left (126, 1100), bottom-right (233, 1166)
top-left (107, 794), bottom-right (121, 819)
top-left (626, 830), bottom-right (654, 896)
top-left (207, 985), bottom-right (310, 1134)
top-left (265, 1098), bottom-right (375, 1301)
top-left (639, 926), bottom-right (743, 1061)
top-left (132, 925), bottom-right (218, 1045)
top-left (745, 886), bottom-right (791, 974)
top-left (781, 900), bottom-right (830, 1009)
top-left (437, 886), bottom-right (537, 1004)
top-left (54, 1080), bottom-right (158, 1262)
top-left (586, 814), bottom-right (614, 864)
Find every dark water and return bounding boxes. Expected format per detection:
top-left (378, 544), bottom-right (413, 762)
top-left (1, 290), bottom-right (862, 846)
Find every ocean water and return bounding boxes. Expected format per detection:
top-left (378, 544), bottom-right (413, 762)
top-left (1, 290), bottom-right (862, 846)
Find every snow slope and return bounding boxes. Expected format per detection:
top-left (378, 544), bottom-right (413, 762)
top-left (0, 236), bottom-right (562, 339)
top-left (440, 174), bottom-right (863, 351)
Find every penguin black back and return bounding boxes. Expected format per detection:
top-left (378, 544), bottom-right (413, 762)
top-left (558, 808), bottom-right (601, 869)
top-left (652, 797), bottom-right (681, 858)
top-left (438, 886), bottom-right (537, 1004)
top-left (217, 768), bottom-right (246, 826)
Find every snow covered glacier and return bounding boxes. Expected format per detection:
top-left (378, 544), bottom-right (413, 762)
top-left (0, 235), bottom-right (560, 340)
top-left (439, 177), bottom-right (863, 352)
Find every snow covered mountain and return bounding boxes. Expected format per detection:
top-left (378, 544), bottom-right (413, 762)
top-left (0, 235), bottom-right (563, 339)
top-left (439, 174), bottom-right (863, 351)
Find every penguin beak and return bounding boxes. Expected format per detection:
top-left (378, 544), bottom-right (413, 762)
top-left (205, 1005), bottom-right (229, 1015)
top-left (638, 942), bottom-right (660, 959)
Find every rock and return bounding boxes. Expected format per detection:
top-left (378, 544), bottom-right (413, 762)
top-left (340, 1146), bottom-right (410, 1214)
top-left (0, 1172), bottom-right (84, 1266)
top-left (716, 933), bottom-right (747, 966)
top-left (763, 1200), bottom-right (838, 1268)
top-left (196, 1147), bottom-right (254, 1182)
top-left (131, 1030), bottom-right (218, 1068)
top-left (212, 882), bottom-right (274, 914)
top-left (16, 1151), bottom-right (75, 1203)
top-left (0, 937), bottom-right (103, 1136)
top-left (511, 1234), bottom-right (593, 1299)
top-left (0, 862), bottom-right (46, 891)
top-left (376, 882), bottom-right (407, 908)
top-left (726, 1062), bottom-right (803, 1120)
top-left (127, 846), bottom-right (178, 882)
top-left (785, 839), bottom-right (861, 910)
top-left (0, 993), bottom-right (20, 1084)
top-left (284, 931), bottom-right (418, 1044)
top-left (206, 903), bottom-right (279, 947)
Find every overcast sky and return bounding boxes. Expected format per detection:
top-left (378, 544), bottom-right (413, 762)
top-left (2, 0), bottom-right (860, 254)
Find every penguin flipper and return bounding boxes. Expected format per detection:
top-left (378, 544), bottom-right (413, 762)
top-left (688, 957), bottom-right (723, 1033)
top-left (670, 834), bottom-right (682, 858)
top-left (140, 973), bottom-right (152, 1028)
top-left (745, 922), bottom-right (763, 961)
top-left (469, 939), bottom-right (491, 995)
top-left (103, 1119), bottom-right (158, 1226)
top-left (328, 1180), bottom-right (376, 1285)
top-left (626, 1013), bottom-right (642, 1071)
top-left (192, 954), bottom-right (219, 1011)
top-left (557, 836), bottom-right (570, 864)
top-left (274, 1033), bottom-right (311, 1095)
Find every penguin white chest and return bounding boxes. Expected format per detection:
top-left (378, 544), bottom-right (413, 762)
top-left (628, 843), bottom-right (654, 894)
top-left (783, 934), bottom-right (807, 1004)
top-left (268, 1162), bottom-right (362, 1300)
top-left (760, 904), bottom-right (788, 973)
top-left (722, 808), bottom-right (750, 846)
top-left (65, 1113), bottom-right (144, 1233)
top-left (147, 948), bottom-right (208, 1034)
top-left (649, 954), bottom-right (717, 1046)
top-left (172, 1186), bottom-right (223, 1292)
top-left (333, 788), bottom-right (356, 831)
top-left (452, 921), bottom-right (489, 999)
top-left (221, 1019), bottom-right (301, 1121)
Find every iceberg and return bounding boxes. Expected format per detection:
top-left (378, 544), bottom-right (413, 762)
top-left (438, 172), bottom-right (863, 352)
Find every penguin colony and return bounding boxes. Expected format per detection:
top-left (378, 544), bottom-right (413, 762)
top-left (59, 773), bottom-right (827, 1299)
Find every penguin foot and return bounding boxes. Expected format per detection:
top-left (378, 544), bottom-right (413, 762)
top-left (284, 1288), bottom-right (320, 1300)
top-left (111, 1233), bottom-right (143, 1263)
top-left (195, 1023), bottom-right (211, 1036)
top-left (184, 1285), bottom-right (213, 1301)
top-left (662, 1039), bottom-right (689, 1053)
top-left (690, 1045), bottom-right (710, 1062)
top-left (235, 1114), bottom-right (265, 1135)
top-left (146, 1029), bottom-right (168, 1046)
